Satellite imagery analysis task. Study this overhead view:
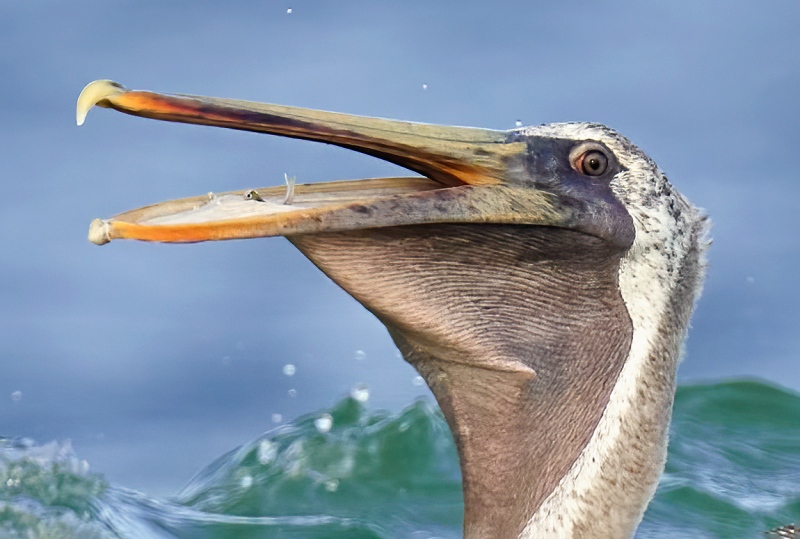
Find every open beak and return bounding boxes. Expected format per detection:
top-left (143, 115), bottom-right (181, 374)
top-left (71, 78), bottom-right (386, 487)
top-left (77, 80), bottom-right (571, 245)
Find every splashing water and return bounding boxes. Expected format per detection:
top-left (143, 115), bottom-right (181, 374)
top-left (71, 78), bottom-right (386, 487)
top-left (2, 380), bottom-right (798, 538)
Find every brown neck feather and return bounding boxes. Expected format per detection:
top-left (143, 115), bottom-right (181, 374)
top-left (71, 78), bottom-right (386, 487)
top-left (290, 225), bottom-right (633, 539)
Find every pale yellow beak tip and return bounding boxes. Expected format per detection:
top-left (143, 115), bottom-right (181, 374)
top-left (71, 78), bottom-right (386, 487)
top-left (76, 80), bottom-right (127, 126)
top-left (88, 218), bottom-right (111, 245)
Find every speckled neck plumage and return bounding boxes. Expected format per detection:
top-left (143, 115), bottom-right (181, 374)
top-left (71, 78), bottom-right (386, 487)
top-left (291, 224), bottom-right (634, 538)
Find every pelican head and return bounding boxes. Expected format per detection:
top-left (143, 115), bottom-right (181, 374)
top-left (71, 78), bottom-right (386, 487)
top-left (77, 80), bottom-right (709, 538)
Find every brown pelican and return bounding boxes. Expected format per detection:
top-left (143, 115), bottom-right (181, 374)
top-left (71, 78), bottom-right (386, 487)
top-left (76, 80), bottom-right (709, 539)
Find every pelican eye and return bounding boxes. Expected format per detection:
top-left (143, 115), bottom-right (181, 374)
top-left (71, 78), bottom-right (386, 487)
top-left (576, 150), bottom-right (609, 176)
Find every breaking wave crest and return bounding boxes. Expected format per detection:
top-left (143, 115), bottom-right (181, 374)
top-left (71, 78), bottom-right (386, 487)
top-left (1, 381), bottom-right (798, 538)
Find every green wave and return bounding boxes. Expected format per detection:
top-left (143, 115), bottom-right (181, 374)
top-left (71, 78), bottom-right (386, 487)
top-left (2, 379), bottom-right (798, 538)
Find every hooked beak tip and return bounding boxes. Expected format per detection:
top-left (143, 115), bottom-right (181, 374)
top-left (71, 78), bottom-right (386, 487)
top-left (76, 80), bottom-right (128, 126)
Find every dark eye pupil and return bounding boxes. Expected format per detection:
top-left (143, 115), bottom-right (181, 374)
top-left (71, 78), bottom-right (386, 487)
top-left (581, 150), bottom-right (608, 176)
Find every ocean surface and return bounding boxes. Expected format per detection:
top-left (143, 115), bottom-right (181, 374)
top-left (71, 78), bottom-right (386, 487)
top-left (1, 380), bottom-right (798, 539)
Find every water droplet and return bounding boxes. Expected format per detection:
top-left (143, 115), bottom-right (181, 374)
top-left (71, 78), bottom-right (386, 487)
top-left (258, 440), bottom-right (278, 464)
top-left (412, 376), bottom-right (425, 387)
top-left (354, 349), bottom-right (366, 361)
top-left (324, 478), bottom-right (339, 492)
top-left (241, 475), bottom-right (253, 489)
top-left (10, 391), bottom-right (22, 402)
top-left (515, 119), bottom-right (523, 127)
top-left (288, 389), bottom-right (297, 398)
top-left (350, 385), bottom-right (369, 402)
top-left (315, 413), bottom-right (333, 433)
top-left (271, 413), bottom-right (283, 424)
top-left (282, 364), bottom-right (296, 376)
